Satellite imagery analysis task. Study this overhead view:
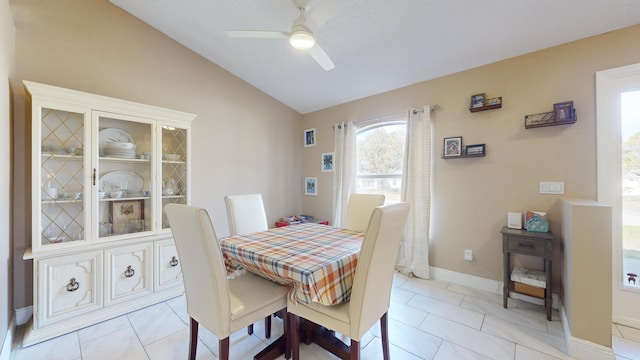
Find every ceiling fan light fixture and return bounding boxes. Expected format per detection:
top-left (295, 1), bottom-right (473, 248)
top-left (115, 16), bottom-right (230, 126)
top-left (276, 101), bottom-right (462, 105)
top-left (289, 28), bottom-right (315, 50)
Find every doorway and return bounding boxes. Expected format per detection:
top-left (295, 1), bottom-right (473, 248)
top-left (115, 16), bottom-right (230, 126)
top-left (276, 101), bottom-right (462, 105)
top-left (597, 63), bottom-right (640, 329)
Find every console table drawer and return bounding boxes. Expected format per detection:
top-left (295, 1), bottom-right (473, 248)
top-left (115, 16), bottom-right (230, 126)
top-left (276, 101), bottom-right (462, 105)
top-left (507, 237), bottom-right (546, 256)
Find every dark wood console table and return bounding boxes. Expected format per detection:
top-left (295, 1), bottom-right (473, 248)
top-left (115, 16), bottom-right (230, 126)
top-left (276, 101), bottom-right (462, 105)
top-left (501, 226), bottom-right (554, 321)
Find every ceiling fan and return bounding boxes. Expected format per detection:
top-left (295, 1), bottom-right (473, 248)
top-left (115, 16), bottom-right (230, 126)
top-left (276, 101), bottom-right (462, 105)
top-left (225, 0), bottom-right (340, 71)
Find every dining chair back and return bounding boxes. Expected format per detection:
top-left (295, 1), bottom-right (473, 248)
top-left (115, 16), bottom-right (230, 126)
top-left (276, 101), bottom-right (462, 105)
top-left (288, 202), bottom-right (410, 360)
top-left (343, 193), bottom-right (385, 233)
top-left (224, 193), bottom-right (275, 338)
top-left (224, 193), bottom-right (269, 235)
top-left (165, 204), bottom-right (288, 360)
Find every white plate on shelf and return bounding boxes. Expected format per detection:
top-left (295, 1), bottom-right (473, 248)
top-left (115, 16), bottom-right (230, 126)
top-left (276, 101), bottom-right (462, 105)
top-left (99, 171), bottom-right (143, 192)
top-left (99, 128), bottom-right (134, 155)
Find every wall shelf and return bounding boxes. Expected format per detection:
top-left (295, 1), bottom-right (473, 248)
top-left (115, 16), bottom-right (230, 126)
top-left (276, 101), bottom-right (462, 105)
top-left (441, 153), bottom-right (486, 159)
top-left (525, 109), bottom-right (577, 129)
top-left (469, 96), bottom-right (502, 112)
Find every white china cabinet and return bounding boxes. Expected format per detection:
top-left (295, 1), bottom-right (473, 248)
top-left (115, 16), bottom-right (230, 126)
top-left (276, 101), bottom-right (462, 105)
top-left (22, 81), bottom-right (195, 346)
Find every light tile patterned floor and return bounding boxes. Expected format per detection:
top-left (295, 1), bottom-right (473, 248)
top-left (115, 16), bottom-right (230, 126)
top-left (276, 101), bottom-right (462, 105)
top-left (10, 273), bottom-right (640, 359)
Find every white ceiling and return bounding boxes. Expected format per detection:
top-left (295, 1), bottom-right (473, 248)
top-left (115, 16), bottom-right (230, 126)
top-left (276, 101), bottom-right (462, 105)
top-left (109, 0), bottom-right (640, 114)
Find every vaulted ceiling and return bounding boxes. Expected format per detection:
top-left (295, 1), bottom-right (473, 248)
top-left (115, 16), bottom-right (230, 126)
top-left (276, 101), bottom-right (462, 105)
top-left (110, 0), bottom-right (640, 114)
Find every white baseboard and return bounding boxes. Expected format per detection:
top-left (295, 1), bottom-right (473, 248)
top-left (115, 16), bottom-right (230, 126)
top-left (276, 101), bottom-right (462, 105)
top-left (429, 266), bottom-right (560, 309)
top-left (429, 266), bottom-right (502, 294)
top-left (561, 306), bottom-right (615, 360)
top-left (612, 314), bottom-right (640, 330)
top-left (0, 315), bottom-right (15, 360)
top-left (15, 306), bottom-right (32, 326)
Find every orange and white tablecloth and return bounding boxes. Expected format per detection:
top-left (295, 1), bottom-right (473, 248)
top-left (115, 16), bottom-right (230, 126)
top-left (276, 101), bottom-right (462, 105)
top-left (220, 223), bottom-right (363, 306)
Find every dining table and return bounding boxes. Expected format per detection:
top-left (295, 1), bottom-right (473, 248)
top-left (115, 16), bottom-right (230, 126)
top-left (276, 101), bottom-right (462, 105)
top-left (220, 222), bottom-right (365, 360)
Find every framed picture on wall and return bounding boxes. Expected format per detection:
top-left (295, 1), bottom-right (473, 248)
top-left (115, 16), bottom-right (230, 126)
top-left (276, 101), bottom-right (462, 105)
top-left (470, 94), bottom-right (485, 108)
top-left (305, 177), bottom-right (317, 196)
top-left (465, 144), bottom-right (485, 156)
top-left (443, 137), bottom-right (462, 157)
top-left (321, 152), bottom-right (334, 172)
top-left (554, 101), bottom-right (574, 120)
top-left (304, 128), bottom-right (316, 147)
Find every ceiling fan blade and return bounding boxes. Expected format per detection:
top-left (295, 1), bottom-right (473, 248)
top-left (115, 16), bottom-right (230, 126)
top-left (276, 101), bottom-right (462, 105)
top-left (225, 30), bottom-right (289, 39)
top-left (305, 0), bottom-right (343, 31)
top-left (308, 44), bottom-right (335, 71)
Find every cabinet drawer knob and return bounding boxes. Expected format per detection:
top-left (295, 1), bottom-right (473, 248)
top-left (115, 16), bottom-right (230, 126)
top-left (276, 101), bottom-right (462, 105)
top-left (124, 265), bottom-right (135, 278)
top-left (66, 278), bottom-right (80, 292)
top-left (169, 256), bottom-right (179, 267)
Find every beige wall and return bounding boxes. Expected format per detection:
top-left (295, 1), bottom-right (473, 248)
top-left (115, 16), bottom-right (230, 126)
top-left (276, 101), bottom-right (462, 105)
top-left (302, 24), bottom-right (640, 287)
top-left (9, 0), bottom-right (302, 309)
top-left (1, 0), bottom-right (15, 345)
top-left (559, 198), bottom-right (612, 347)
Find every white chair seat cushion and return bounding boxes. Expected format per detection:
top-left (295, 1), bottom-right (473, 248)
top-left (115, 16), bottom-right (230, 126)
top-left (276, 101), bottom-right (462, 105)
top-left (228, 272), bottom-right (289, 333)
top-left (288, 300), bottom-right (354, 339)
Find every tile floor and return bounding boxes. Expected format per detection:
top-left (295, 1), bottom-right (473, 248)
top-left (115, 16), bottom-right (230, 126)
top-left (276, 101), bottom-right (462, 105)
top-left (10, 273), bottom-right (640, 360)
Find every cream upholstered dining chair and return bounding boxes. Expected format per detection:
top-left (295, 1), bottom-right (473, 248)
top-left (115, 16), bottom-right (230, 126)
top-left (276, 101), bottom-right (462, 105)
top-left (288, 202), bottom-right (410, 360)
top-left (224, 193), bottom-right (269, 236)
top-left (343, 193), bottom-right (385, 233)
top-left (165, 204), bottom-right (289, 360)
top-left (224, 193), bottom-right (274, 338)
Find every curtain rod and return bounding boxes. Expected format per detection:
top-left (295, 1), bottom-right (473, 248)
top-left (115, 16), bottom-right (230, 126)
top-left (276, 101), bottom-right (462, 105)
top-left (355, 105), bottom-right (439, 127)
top-left (332, 105), bottom-right (439, 129)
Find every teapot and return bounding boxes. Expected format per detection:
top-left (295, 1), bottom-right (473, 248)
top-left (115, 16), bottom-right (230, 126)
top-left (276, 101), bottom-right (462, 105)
top-left (162, 178), bottom-right (177, 196)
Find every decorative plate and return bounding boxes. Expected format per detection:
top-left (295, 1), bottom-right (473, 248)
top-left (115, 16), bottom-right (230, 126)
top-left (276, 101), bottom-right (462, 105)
top-left (99, 171), bottom-right (143, 192)
top-left (99, 128), bottom-right (134, 156)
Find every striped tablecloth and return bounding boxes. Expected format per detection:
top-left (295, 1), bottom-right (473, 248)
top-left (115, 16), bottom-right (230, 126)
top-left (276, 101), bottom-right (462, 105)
top-left (220, 223), bottom-right (364, 306)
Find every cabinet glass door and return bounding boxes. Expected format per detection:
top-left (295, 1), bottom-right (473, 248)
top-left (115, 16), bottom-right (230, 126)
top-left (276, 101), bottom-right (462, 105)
top-left (39, 107), bottom-right (88, 248)
top-left (96, 113), bottom-right (154, 239)
top-left (161, 125), bottom-right (188, 230)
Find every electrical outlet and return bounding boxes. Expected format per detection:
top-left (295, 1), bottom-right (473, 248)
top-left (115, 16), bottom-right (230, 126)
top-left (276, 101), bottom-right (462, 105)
top-left (464, 249), bottom-right (473, 261)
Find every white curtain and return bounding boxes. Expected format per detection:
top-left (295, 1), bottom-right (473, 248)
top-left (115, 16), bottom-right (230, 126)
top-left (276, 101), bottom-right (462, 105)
top-left (332, 122), bottom-right (357, 227)
top-left (397, 106), bottom-right (432, 279)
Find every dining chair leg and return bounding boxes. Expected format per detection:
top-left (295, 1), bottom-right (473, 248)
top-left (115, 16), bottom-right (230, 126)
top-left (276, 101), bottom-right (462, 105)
top-left (265, 315), bottom-right (272, 338)
top-left (189, 317), bottom-right (199, 360)
top-left (219, 337), bottom-right (230, 360)
top-left (283, 309), bottom-right (291, 359)
top-left (289, 313), bottom-right (300, 360)
top-left (247, 323), bottom-right (254, 335)
top-left (380, 312), bottom-right (390, 360)
top-left (350, 339), bottom-right (360, 360)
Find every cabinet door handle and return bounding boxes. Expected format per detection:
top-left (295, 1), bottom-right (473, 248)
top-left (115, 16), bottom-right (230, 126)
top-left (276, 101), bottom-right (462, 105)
top-left (66, 278), bottom-right (80, 292)
top-left (124, 265), bottom-right (135, 278)
top-left (169, 256), bottom-right (179, 267)
top-left (92, 168), bottom-right (96, 186)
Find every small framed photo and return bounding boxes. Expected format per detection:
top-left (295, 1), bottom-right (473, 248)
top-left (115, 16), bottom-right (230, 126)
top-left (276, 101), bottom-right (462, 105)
top-left (305, 177), bottom-right (317, 196)
top-left (304, 128), bottom-right (316, 147)
top-left (465, 144), bottom-right (485, 156)
top-left (554, 101), bottom-right (574, 120)
top-left (443, 137), bottom-right (462, 157)
top-left (321, 152), bottom-right (334, 172)
top-left (110, 199), bottom-right (144, 235)
top-left (470, 94), bottom-right (485, 108)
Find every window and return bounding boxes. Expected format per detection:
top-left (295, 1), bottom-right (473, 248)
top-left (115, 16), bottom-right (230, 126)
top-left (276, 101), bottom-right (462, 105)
top-left (356, 121), bottom-right (406, 202)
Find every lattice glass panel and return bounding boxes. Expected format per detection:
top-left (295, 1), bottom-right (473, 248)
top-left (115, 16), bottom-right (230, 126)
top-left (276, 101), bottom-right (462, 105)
top-left (162, 127), bottom-right (186, 158)
top-left (40, 108), bottom-right (85, 245)
top-left (161, 127), bottom-right (187, 230)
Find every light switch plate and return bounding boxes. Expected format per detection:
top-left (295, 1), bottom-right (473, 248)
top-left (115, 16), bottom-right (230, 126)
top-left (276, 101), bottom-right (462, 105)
top-left (539, 181), bottom-right (564, 194)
